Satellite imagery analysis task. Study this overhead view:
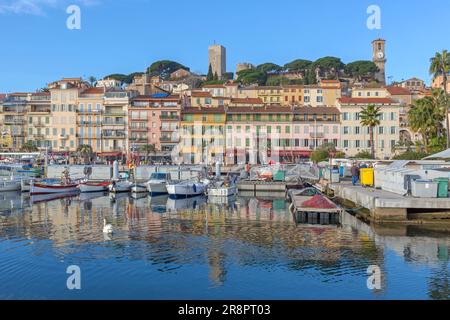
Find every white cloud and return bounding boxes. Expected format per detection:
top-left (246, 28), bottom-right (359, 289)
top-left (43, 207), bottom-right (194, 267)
top-left (0, 0), bottom-right (99, 15)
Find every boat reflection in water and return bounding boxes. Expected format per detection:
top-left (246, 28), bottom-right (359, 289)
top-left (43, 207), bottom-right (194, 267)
top-left (30, 191), bottom-right (80, 204)
top-left (0, 191), bottom-right (448, 299)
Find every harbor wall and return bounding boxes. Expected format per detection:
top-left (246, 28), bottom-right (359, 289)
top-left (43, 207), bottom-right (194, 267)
top-left (47, 165), bottom-right (112, 180)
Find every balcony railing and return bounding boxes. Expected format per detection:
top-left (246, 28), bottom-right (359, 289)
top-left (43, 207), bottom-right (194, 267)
top-left (160, 115), bottom-right (180, 120)
top-left (33, 122), bottom-right (46, 127)
top-left (4, 119), bottom-right (25, 124)
top-left (104, 112), bottom-right (126, 117)
top-left (160, 136), bottom-right (179, 143)
top-left (103, 120), bottom-right (125, 126)
top-left (77, 121), bottom-right (102, 126)
top-left (310, 132), bottom-right (325, 138)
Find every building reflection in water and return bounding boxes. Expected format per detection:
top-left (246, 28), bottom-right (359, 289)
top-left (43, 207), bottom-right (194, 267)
top-left (0, 191), bottom-right (448, 297)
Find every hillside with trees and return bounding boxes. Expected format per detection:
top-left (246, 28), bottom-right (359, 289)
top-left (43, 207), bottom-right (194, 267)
top-left (235, 56), bottom-right (379, 86)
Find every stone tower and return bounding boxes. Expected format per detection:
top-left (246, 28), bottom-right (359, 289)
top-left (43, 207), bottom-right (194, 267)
top-left (208, 45), bottom-right (226, 79)
top-left (372, 39), bottom-right (386, 84)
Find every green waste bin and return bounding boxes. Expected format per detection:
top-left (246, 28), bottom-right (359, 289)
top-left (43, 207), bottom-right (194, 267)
top-left (433, 177), bottom-right (449, 198)
top-left (273, 170), bottom-right (286, 182)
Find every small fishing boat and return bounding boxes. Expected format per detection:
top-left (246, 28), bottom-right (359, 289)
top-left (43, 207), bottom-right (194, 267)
top-left (30, 181), bottom-right (79, 195)
top-left (131, 182), bottom-right (148, 194)
top-left (166, 178), bottom-right (210, 199)
top-left (146, 172), bottom-right (171, 195)
top-left (109, 180), bottom-right (132, 193)
top-left (30, 168), bottom-right (79, 195)
top-left (208, 179), bottom-right (237, 197)
top-left (79, 181), bottom-right (110, 193)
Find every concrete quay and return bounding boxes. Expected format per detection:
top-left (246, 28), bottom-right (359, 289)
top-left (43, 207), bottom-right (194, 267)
top-left (328, 181), bottom-right (450, 222)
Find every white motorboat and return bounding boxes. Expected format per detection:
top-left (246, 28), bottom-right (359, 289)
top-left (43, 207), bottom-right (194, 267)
top-left (208, 181), bottom-right (237, 197)
top-left (146, 172), bottom-right (171, 195)
top-left (109, 180), bottom-right (132, 193)
top-left (0, 180), bottom-right (21, 192)
top-left (131, 183), bottom-right (148, 194)
top-left (166, 178), bottom-right (210, 199)
top-left (79, 181), bottom-right (110, 193)
top-left (20, 178), bottom-right (32, 192)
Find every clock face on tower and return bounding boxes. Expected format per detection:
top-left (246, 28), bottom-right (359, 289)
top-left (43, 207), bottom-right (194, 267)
top-left (377, 51), bottom-right (384, 59)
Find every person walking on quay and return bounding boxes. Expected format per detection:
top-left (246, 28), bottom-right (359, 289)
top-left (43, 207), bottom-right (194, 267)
top-left (351, 162), bottom-right (360, 186)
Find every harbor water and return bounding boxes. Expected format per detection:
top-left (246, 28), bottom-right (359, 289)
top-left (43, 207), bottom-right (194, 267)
top-left (0, 191), bottom-right (448, 300)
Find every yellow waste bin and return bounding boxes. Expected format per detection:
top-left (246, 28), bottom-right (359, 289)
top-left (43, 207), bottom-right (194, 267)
top-left (360, 168), bottom-right (374, 186)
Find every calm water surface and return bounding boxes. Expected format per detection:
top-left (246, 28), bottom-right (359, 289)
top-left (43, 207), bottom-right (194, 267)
top-left (0, 191), bottom-right (448, 300)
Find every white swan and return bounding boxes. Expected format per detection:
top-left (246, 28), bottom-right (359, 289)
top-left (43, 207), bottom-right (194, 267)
top-left (103, 218), bottom-right (113, 234)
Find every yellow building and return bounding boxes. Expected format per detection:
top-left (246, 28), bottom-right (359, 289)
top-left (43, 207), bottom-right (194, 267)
top-left (180, 106), bottom-right (226, 164)
top-left (257, 86), bottom-right (282, 105)
top-left (49, 78), bottom-right (88, 152)
top-left (77, 87), bottom-right (105, 153)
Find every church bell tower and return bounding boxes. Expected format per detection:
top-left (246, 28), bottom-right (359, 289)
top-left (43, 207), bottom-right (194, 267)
top-left (372, 39), bottom-right (386, 84)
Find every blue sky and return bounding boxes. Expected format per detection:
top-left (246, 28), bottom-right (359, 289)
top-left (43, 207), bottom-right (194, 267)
top-left (0, 0), bottom-right (449, 92)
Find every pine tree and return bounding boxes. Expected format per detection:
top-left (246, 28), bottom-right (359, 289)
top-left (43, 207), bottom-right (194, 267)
top-left (213, 72), bottom-right (219, 81)
top-left (207, 64), bottom-right (214, 81)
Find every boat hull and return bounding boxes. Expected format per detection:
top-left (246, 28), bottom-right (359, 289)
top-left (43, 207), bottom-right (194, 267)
top-left (79, 182), bottom-right (110, 193)
top-left (167, 182), bottom-right (207, 199)
top-left (147, 182), bottom-right (168, 195)
top-left (30, 183), bottom-right (79, 195)
top-left (0, 181), bottom-right (21, 192)
top-left (109, 181), bottom-right (132, 193)
top-left (131, 184), bottom-right (148, 193)
top-left (208, 186), bottom-right (237, 197)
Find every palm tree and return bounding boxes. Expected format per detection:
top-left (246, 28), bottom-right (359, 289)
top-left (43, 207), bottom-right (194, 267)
top-left (88, 76), bottom-right (97, 87)
top-left (360, 104), bottom-right (381, 159)
top-left (430, 50), bottom-right (450, 147)
top-left (77, 144), bottom-right (93, 164)
top-left (408, 93), bottom-right (445, 153)
top-left (140, 144), bottom-right (156, 163)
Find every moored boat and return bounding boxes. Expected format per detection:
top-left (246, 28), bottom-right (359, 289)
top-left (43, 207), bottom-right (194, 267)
top-left (30, 181), bottom-right (79, 195)
top-left (79, 181), bottom-right (110, 193)
top-left (0, 180), bottom-right (22, 192)
top-left (146, 172), bottom-right (171, 195)
top-left (167, 178), bottom-right (210, 199)
top-left (131, 183), bottom-right (147, 194)
top-left (109, 180), bottom-right (132, 193)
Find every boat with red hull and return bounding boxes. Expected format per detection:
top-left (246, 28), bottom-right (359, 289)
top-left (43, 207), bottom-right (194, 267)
top-left (79, 181), bottom-right (110, 193)
top-left (30, 181), bottom-right (79, 195)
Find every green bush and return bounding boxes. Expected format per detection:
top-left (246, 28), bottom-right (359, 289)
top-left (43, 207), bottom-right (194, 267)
top-left (353, 151), bottom-right (374, 159)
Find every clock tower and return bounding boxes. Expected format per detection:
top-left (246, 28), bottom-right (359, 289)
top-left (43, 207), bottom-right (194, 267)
top-left (372, 39), bottom-right (386, 84)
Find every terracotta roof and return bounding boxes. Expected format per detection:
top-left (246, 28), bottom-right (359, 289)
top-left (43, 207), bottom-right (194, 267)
top-left (31, 92), bottom-right (50, 96)
top-left (202, 84), bottom-right (226, 89)
top-left (230, 98), bottom-right (263, 104)
top-left (338, 97), bottom-right (397, 104)
top-left (81, 87), bottom-right (104, 95)
top-left (191, 91), bottom-right (212, 98)
top-left (385, 86), bottom-right (411, 95)
top-left (182, 106), bottom-right (225, 114)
